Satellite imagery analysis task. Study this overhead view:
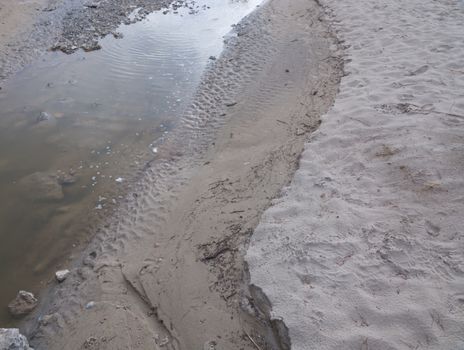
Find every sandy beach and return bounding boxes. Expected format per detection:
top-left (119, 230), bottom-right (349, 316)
top-left (248, 0), bottom-right (464, 348)
top-left (2, 0), bottom-right (341, 349)
top-left (1, 0), bottom-right (462, 349)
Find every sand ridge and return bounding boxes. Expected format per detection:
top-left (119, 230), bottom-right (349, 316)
top-left (247, 0), bottom-right (464, 349)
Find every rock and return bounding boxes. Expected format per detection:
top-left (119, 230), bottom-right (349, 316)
top-left (57, 173), bottom-right (77, 185)
top-left (82, 41), bottom-right (102, 52)
top-left (83, 336), bottom-right (99, 349)
top-left (112, 32), bottom-right (124, 39)
top-left (8, 291), bottom-right (38, 317)
top-left (0, 329), bottom-right (33, 350)
top-left (36, 111), bottom-right (52, 123)
top-left (18, 172), bottom-right (64, 201)
top-left (33, 111), bottom-right (57, 129)
top-left (55, 269), bottom-right (70, 282)
top-left (38, 313), bottom-right (55, 326)
top-left (209, 55), bottom-right (216, 60)
top-left (85, 301), bottom-right (96, 310)
top-left (203, 340), bottom-right (217, 350)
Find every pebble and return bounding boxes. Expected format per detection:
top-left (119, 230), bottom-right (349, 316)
top-left (82, 41), bottom-right (102, 52)
top-left (55, 269), bottom-right (70, 282)
top-left (85, 301), bottom-right (96, 310)
top-left (37, 111), bottom-right (52, 122)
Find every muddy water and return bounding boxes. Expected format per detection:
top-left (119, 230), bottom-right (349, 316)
top-left (0, 0), bottom-right (261, 326)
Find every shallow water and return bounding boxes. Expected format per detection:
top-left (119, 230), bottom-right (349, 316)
top-left (0, 0), bottom-right (261, 326)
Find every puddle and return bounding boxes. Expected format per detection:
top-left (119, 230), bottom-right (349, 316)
top-left (0, 0), bottom-right (261, 326)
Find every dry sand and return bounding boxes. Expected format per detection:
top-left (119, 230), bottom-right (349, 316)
top-left (247, 0), bottom-right (464, 349)
top-left (25, 0), bottom-right (342, 349)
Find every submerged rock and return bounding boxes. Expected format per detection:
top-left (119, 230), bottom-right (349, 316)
top-left (36, 111), bottom-right (52, 122)
top-left (33, 111), bottom-right (57, 129)
top-left (57, 173), bottom-right (77, 185)
top-left (18, 172), bottom-right (64, 201)
top-left (112, 31), bottom-right (124, 39)
top-left (8, 291), bottom-right (38, 317)
top-left (0, 329), bottom-right (33, 350)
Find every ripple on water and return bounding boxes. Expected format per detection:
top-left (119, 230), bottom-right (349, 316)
top-left (0, 0), bottom-right (263, 326)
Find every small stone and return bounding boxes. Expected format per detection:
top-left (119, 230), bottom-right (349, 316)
top-left (57, 173), bottom-right (77, 185)
top-left (8, 291), bottom-right (38, 317)
top-left (83, 336), bottom-right (99, 349)
top-left (203, 340), bottom-right (217, 350)
top-left (82, 41), bottom-right (101, 52)
top-left (37, 111), bottom-right (52, 122)
top-left (55, 269), bottom-right (70, 282)
top-left (209, 55), bottom-right (216, 60)
top-left (85, 301), bottom-right (96, 310)
top-left (0, 329), bottom-right (33, 350)
top-left (38, 313), bottom-right (55, 326)
top-left (112, 32), bottom-right (124, 39)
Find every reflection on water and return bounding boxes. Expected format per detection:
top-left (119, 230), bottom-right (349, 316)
top-left (0, 0), bottom-right (261, 326)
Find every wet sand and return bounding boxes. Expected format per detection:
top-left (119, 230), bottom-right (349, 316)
top-left (0, 0), bottom-right (46, 50)
top-left (0, 0), bottom-right (60, 80)
top-left (14, 0), bottom-right (343, 349)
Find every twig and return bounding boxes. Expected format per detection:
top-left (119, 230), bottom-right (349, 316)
top-left (244, 329), bottom-right (263, 350)
top-left (201, 246), bottom-right (231, 261)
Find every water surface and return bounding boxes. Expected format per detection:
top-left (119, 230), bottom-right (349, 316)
top-left (0, 0), bottom-right (261, 325)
